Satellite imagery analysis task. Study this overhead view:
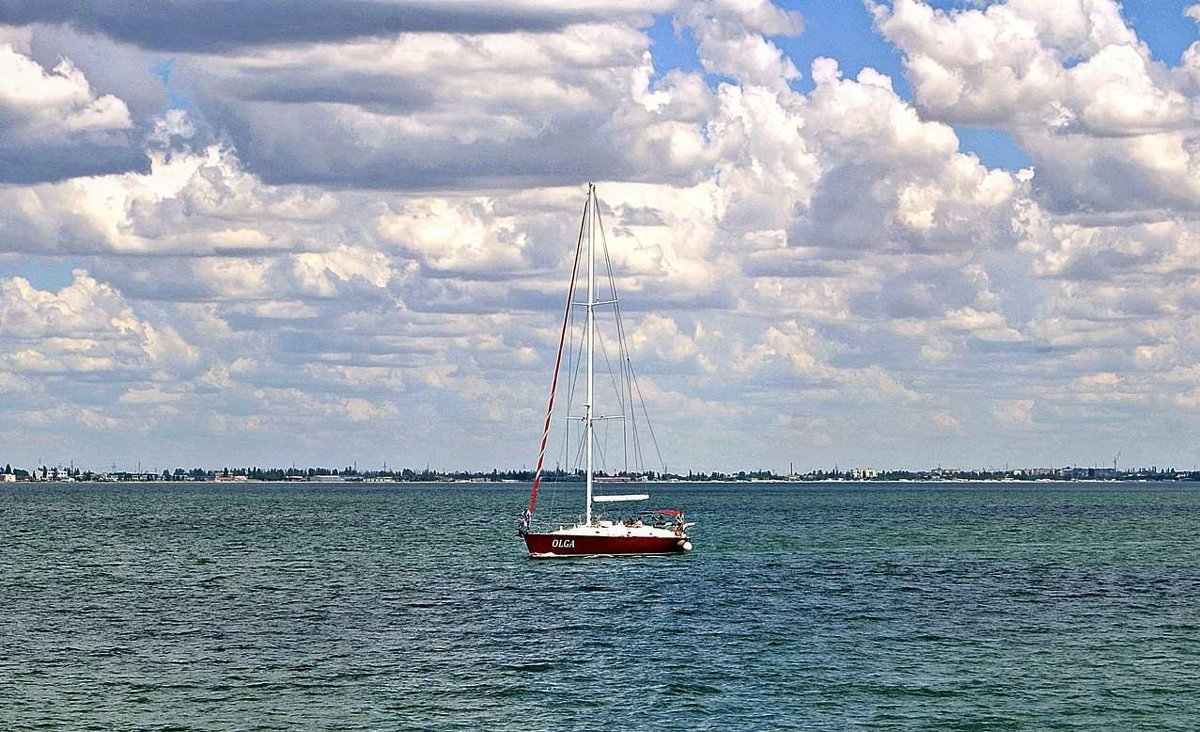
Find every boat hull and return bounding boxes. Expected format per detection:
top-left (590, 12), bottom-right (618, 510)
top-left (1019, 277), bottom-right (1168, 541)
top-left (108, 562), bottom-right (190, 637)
top-left (523, 532), bottom-right (690, 558)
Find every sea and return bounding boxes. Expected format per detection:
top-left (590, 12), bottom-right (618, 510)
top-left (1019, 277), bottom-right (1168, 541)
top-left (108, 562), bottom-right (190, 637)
top-left (2, 481), bottom-right (1198, 730)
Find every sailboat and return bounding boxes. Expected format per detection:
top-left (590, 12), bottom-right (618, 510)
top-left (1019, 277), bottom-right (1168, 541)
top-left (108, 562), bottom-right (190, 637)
top-left (518, 183), bottom-right (694, 559)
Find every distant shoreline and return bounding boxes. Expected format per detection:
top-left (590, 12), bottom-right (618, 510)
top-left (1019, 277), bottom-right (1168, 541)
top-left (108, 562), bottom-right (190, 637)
top-left (5, 476), bottom-right (1196, 486)
top-left (4, 461), bottom-right (1195, 485)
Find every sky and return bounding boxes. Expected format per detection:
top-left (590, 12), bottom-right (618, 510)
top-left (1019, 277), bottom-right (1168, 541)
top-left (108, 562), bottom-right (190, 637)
top-left (3, 0), bottom-right (1200, 473)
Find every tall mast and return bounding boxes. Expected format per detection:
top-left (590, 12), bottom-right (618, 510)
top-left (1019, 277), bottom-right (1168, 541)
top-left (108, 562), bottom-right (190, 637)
top-left (524, 192), bottom-right (587, 522)
top-left (585, 183), bottom-right (596, 525)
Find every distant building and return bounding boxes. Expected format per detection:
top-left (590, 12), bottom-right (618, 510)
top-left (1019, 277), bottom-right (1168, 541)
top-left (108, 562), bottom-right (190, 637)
top-left (1, 472), bottom-right (15, 483)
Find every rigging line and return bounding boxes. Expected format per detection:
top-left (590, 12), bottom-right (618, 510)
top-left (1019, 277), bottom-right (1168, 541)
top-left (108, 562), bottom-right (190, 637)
top-left (595, 245), bottom-right (640, 472)
top-left (564, 226), bottom-right (587, 425)
top-left (626, 370), bottom-right (643, 471)
top-left (595, 200), bottom-right (632, 473)
top-left (610, 323), bottom-right (638, 470)
top-left (627, 357), bottom-right (667, 474)
top-left (599, 415), bottom-right (609, 475)
top-left (551, 396), bottom-right (570, 485)
top-left (611, 281), bottom-right (632, 470)
top-left (628, 364), bottom-right (657, 472)
top-left (594, 332), bottom-right (632, 471)
top-left (592, 425), bottom-right (610, 477)
top-left (578, 422), bottom-right (589, 471)
top-left (543, 449), bottom-right (563, 521)
top-left (570, 421), bottom-right (589, 478)
top-left (568, 316), bottom-right (592, 470)
top-left (585, 197), bottom-right (623, 410)
top-left (595, 212), bottom-right (651, 474)
top-left (613, 303), bottom-right (642, 472)
top-left (567, 310), bottom-right (587, 470)
top-left (623, 346), bottom-right (639, 472)
top-left (565, 284), bottom-right (594, 476)
top-left (527, 191), bottom-right (588, 518)
top-left (561, 303), bottom-right (570, 477)
top-left (593, 320), bottom-right (623, 415)
top-left (563, 287), bottom-right (583, 474)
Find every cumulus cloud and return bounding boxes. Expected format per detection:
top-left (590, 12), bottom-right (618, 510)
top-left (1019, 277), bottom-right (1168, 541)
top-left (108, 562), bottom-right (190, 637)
top-left (378, 197), bottom-right (533, 276)
top-left (871, 0), bottom-right (1200, 216)
top-left (795, 58), bottom-right (1020, 254)
top-left (177, 20), bottom-right (703, 189)
top-left (0, 43), bottom-right (145, 181)
top-left (930, 411), bottom-right (961, 431)
top-left (0, 135), bottom-right (362, 259)
top-left (869, 0), bottom-right (1146, 130)
top-left (730, 319), bottom-right (918, 403)
top-left (995, 399), bottom-right (1034, 424)
top-left (625, 313), bottom-right (714, 373)
top-left (861, 0), bottom-right (1200, 452)
top-left (0, 270), bottom-right (199, 377)
top-left (681, 0), bottom-right (804, 91)
top-left (343, 397), bottom-right (398, 422)
top-left (5, 0), bottom-right (1200, 470)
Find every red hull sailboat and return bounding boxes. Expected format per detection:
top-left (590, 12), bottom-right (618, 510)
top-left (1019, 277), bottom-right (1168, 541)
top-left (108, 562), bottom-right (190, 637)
top-left (522, 528), bottom-right (690, 558)
top-left (518, 184), bottom-right (694, 559)
top-left (523, 506), bottom-right (692, 558)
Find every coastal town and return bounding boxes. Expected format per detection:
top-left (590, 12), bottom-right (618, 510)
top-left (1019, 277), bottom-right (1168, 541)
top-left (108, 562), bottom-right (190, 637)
top-left (2, 462), bottom-right (1197, 484)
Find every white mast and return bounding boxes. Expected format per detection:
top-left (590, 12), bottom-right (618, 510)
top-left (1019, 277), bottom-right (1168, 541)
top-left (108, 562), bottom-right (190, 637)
top-left (585, 183), bottom-right (596, 525)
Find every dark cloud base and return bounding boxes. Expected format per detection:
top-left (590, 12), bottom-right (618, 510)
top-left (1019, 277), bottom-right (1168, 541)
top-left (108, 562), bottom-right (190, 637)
top-left (0, 142), bottom-right (150, 184)
top-left (0, 1), bottom-right (599, 52)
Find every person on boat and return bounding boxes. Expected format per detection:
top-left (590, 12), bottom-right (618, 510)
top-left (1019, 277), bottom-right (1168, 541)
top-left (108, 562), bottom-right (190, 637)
top-left (517, 508), bottom-right (531, 536)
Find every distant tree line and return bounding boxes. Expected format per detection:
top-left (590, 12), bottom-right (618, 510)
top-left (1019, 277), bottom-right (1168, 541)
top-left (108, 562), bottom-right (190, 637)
top-left (3, 460), bottom-right (1199, 483)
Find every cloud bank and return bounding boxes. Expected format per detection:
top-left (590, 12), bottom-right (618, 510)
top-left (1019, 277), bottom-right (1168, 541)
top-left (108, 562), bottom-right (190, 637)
top-left (2, 0), bottom-right (1199, 471)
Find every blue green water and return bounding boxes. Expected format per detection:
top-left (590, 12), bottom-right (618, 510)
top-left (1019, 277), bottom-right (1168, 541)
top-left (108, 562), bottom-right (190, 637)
top-left (2, 482), bottom-right (1198, 729)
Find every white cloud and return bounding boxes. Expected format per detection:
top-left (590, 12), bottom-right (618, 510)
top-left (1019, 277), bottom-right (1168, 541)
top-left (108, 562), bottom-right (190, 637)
top-left (626, 314), bottom-right (714, 372)
top-left (931, 411), bottom-right (961, 431)
top-left (0, 43), bottom-right (143, 182)
top-left (4, 1), bottom-right (1200, 470)
top-left (0, 138), bottom-right (351, 257)
top-left (681, 0), bottom-right (804, 91)
top-left (343, 398), bottom-right (398, 422)
top-left (0, 43), bottom-right (131, 134)
top-left (119, 386), bottom-right (183, 405)
top-left (938, 307), bottom-right (1025, 343)
top-left (869, 0), bottom-right (1145, 130)
top-left (0, 270), bottom-right (199, 377)
top-left (378, 197), bottom-right (531, 276)
top-left (996, 399), bottom-right (1034, 424)
top-left (873, 0), bottom-right (1200, 219)
top-left (178, 19), bottom-right (717, 188)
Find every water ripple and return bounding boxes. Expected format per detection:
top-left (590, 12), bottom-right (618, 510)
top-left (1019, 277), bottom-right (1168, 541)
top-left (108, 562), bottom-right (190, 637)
top-left (2, 482), bottom-right (1199, 729)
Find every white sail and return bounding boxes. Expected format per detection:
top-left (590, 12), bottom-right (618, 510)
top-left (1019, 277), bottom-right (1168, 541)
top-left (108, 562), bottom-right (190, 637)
top-left (592, 493), bottom-right (650, 503)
